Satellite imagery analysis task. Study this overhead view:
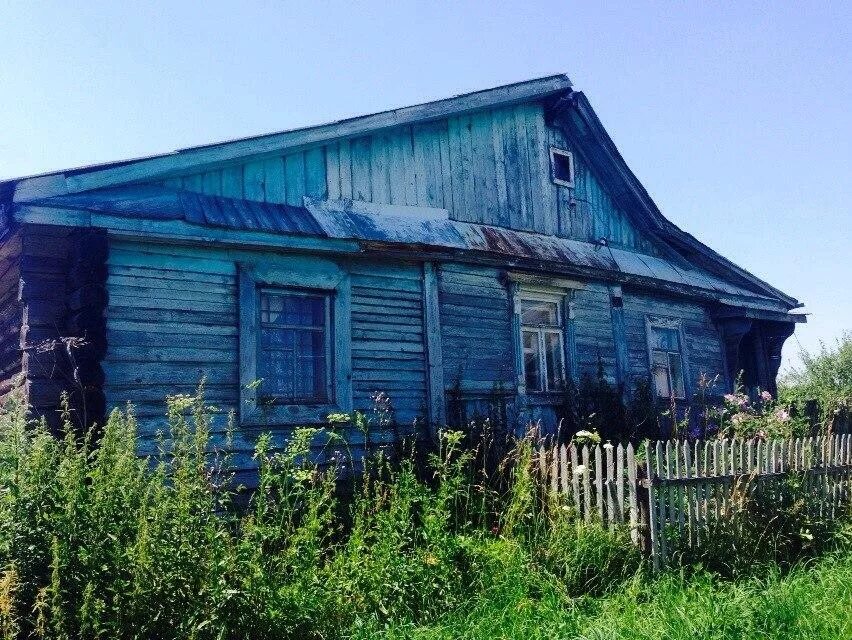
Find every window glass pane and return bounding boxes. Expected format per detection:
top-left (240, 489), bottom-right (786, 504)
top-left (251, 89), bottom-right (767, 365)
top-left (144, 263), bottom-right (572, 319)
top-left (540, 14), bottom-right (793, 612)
top-left (651, 350), bottom-right (671, 398)
top-left (521, 299), bottom-right (559, 327)
top-left (650, 327), bottom-right (679, 351)
top-left (258, 289), bottom-right (329, 403)
top-left (668, 352), bottom-right (685, 398)
top-left (544, 331), bottom-right (564, 391)
top-left (522, 330), bottom-right (542, 391)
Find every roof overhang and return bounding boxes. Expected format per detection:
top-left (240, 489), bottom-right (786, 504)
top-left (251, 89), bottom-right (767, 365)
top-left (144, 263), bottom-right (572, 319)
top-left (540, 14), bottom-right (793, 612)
top-left (546, 91), bottom-right (801, 309)
top-left (14, 187), bottom-right (793, 314)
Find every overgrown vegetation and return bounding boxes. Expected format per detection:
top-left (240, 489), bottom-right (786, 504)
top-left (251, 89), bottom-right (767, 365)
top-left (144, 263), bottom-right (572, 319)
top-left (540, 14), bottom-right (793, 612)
top-left (780, 332), bottom-right (852, 434)
top-left (0, 388), bottom-right (642, 640)
top-left (0, 335), bottom-right (850, 639)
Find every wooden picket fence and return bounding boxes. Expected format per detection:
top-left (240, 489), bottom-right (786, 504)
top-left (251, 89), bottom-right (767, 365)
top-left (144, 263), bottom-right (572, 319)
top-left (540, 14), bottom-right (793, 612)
top-left (538, 434), bottom-right (852, 569)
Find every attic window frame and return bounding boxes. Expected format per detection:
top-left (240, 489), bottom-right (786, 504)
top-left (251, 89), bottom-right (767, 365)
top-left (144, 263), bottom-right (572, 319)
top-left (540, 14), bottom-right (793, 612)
top-left (549, 147), bottom-right (575, 188)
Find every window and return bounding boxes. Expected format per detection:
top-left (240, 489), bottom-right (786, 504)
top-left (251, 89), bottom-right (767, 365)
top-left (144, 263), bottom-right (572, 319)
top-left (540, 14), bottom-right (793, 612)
top-left (648, 322), bottom-right (686, 399)
top-left (549, 147), bottom-right (575, 188)
top-left (258, 289), bottom-right (331, 404)
top-left (239, 260), bottom-right (352, 426)
top-left (520, 296), bottom-right (566, 392)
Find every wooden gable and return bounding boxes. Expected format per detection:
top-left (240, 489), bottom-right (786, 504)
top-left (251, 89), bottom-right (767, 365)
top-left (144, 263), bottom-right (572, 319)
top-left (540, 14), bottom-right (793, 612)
top-left (145, 102), bottom-right (661, 256)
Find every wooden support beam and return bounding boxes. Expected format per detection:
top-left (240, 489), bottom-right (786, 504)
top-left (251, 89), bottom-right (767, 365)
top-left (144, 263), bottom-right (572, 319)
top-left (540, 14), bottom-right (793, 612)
top-left (422, 262), bottom-right (446, 428)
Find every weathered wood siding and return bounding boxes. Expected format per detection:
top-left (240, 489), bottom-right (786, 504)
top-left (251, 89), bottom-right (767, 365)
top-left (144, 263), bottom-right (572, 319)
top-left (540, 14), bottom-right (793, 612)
top-left (437, 264), bottom-right (514, 393)
top-left (621, 292), bottom-right (727, 394)
top-left (349, 260), bottom-right (427, 422)
top-left (102, 241), bottom-right (429, 465)
top-left (153, 103), bottom-right (657, 253)
top-left (573, 284), bottom-right (619, 383)
top-left (0, 230), bottom-right (23, 401)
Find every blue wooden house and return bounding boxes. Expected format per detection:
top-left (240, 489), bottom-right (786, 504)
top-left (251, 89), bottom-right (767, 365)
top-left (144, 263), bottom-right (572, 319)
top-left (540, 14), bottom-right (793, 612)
top-left (0, 75), bottom-right (803, 472)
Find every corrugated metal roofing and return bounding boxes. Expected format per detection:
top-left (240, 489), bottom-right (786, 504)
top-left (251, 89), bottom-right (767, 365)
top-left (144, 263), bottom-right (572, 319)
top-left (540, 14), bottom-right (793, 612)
top-left (23, 187), bottom-right (781, 307)
top-left (28, 185), bottom-right (325, 236)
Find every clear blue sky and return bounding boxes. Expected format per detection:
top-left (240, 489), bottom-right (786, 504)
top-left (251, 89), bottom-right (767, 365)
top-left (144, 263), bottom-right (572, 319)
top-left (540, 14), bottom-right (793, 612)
top-left (2, 1), bottom-right (849, 371)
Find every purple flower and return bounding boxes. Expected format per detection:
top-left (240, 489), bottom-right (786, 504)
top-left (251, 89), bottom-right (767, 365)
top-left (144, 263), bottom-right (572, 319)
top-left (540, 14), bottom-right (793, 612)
top-left (773, 408), bottom-right (790, 422)
top-left (760, 390), bottom-right (773, 402)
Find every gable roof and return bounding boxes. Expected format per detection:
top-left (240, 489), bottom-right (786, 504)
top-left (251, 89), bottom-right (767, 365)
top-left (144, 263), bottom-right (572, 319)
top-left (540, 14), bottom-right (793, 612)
top-left (7, 75), bottom-right (573, 201)
top-left (1, 73), bottom-right (801, 312)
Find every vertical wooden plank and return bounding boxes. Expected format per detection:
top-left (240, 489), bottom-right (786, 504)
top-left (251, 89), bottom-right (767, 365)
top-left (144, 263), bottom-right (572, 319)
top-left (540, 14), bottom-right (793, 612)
top-left (570, 444), bottom-right (581, 512)
top-left (595, 444), bottom-right (604, 522)
top-left (202, 169), bottom-right (222, 196)
top-left (626, 443), bottom-right (638, 545)
top-left (550, 445), bottom-right (559, 495)
top-left (412, 122), bottom-right (443, 208)
top-left (559, 444), bottom-right (570, 495)
top-left (263, 157), bottom-right (286, 204)
top-left (437, 122), bottom-right (454, 212)
top-left (350, 136), bottom-right (372, 202)
top-left (243, 160), bottom-right (266, 202)
top-left (616, 444), bottom-right (625, 525)
top-left (512, 105), bottom-right (533, 230)
top-left (608, 285), bottom-right (628, 388)
top-left (370, 133), bottom-right (392, 204)
top-left (422, 262), bottom-right (445, 428)
top-left (694, 439), bottom-right (702, 546)
top-left (386, 129), bottom-right (407, 206)
top-left (470, 111), bottom-right (498, 226)
top-left (338, 140), bottom-right (353, 199)
top-left (490, 109), bottom-right (510, 227)
top-left (683, 441), bottom-right (694, 547)
top-left (284, 153), bottom-right (307, 207)
top-left (304, 146), bottom-right (327, 199)
top-left (325, 143), bottom-right (341, 201)
top-left (221, 165), bottom-right (243, 199)
top-left (675, 441), bottom-right (685, 536)
top-left (526, 104), bottom-right (557, 235)
top-left (655, 441), bottom-right (667, 566)
top-left (538, 444), bottom-right (548, 485)
top-left (605, 443), bottom-right (615, 526)
top-left (719, 439), bottom-right (729, 517)
top-left (497, 106), bottom-right (523, 229)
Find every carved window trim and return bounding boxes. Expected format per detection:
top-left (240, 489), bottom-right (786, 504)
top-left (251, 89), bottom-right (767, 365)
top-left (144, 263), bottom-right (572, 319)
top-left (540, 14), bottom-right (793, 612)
top-left (645, 316), bottom-right (689, 400)
top-left (239, 259), bottom-right (352, 426)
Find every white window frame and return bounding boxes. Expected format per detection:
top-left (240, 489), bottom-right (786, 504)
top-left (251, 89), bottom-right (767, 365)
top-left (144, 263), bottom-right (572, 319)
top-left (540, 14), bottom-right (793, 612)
top-left (517, 289), bottom-right (567, 394)
top-left (645, 316), bottom-right (689, 400)
top-left (239, 259), bottom-right (352, 426)
top-left (549, 147), bottom-right (575, 188)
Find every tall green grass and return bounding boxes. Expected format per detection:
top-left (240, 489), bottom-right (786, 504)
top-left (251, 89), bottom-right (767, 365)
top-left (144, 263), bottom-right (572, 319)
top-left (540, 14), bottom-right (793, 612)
top-left (0, 388), bottom-right (638, 639)
top-left (0, 384), bottom-right (849, 639)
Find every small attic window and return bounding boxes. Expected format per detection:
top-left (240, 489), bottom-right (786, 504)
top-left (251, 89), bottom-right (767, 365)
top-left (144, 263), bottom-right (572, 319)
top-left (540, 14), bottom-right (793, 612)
top-left (549, 147), bottom-right (575, 188)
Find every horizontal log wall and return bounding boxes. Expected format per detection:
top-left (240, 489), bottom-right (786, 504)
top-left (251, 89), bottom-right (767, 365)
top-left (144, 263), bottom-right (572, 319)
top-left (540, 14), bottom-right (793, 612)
top-left (0, 230), bottom-right (23, 401)
top-left (102, 240), bottom-right (430, 476)
top-left (621, 291), bottom-right (728, 395)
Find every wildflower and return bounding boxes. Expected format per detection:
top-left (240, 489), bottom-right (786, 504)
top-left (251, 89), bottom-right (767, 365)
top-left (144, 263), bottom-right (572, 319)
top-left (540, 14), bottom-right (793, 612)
top-left (573, 465), bottom-right (587, 475)
top-left (724, 393), bottom-right (738, 404)
top-left (773, 408), bottom-right (791, 422)
top-left (603, 442), bottom-right (614, 449)
top-left (760, 390), bottom-right (773, 402)
top-left (731, 412), bottom-right (748, 425)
